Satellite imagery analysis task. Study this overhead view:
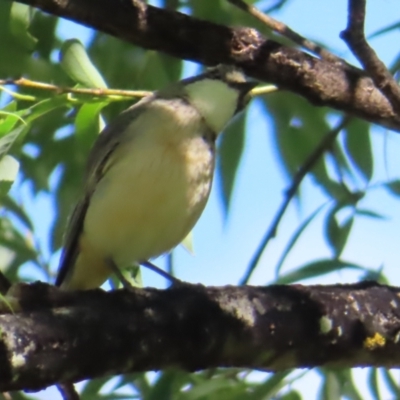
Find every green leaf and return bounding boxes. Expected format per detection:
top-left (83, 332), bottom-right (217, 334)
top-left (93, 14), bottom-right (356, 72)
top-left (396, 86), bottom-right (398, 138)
top-left (247, 371), bottom-right (290, 399)
top-left (0, 113), bottom-right (22, 136)
top-left (75, 101), bottom-right (108, 153)
top-left (217, 113), bottom-right (246, 215)
top-left (355, 208), bottom-right (386, 220)
top-left (280, 391), bottom-right (302, 400)
top-left (0, 218), bottom-right (38, 269)
top-left (381, 369), bottom-right (400, 398)
top-left (80, 376), bottom-right (111, 397)
top-left (23, 95), bottom-right (71, 124)
top-left (324, 198), bottom-right (362, 257)
top-left (0, 195), bottom-right (34, 230)
top-left (384, 180), bottom-right (400, 197)
top-left (146, 370), bottom-right (188, 400)
top-left (338, 370), bottom-right (363, 400)
top-left (113, 373), bottom-right (150, 396)
top-left (9, 3), bottom-right (37, 50)
top-left (368, 368), bottom-right (381, 400)
top-left (276, 259), bottom-right (367, 285)
top-left (325, 208), bottom-right (353, 257)
top-left (0, 155), bottom-right (19, 196)
top-left (320, 370), bottom-right (341, 400)
top-left (137, 51), bottom-right (182, 90)
top-left (369, 21), bottom-right (400, 39)
top-left (275, 203), bottom-right (327, 278)
top-left (0, 125), bottom-right (26, 157)
top-left (264, 93), bottom-right (348, 200)
top-left (60, 39), bottom-right (108, 88)
top-left (183, 377), bottom-right (242, 400)
top-left (343, 119), bottom-right (373, 181)
top-left (181, 230), bottom-right (194, 254)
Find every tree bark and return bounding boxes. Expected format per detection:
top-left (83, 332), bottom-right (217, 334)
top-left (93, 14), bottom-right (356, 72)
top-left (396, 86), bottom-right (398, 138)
top-left (12, 0), bottom-right (400, 132)
top-left (1, 281), bottom-right (400, 391)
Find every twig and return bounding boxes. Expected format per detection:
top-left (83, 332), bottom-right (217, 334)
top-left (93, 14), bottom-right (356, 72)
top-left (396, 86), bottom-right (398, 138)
top-left (240, 115), bottom-right (352, 285)
top-left (250, 84), bottom-right (278, 97)
top-left (57, 383), bottom-right (80, 400)
top-left (0, 392), bottom-right (12, 400)
top-left (0, 78), bottom-right (152, 99)
top-left (227, 0), bottom-right (343, 63)
top-left (141, 260), bottom-right (182, 285)
top-left (341, 0), bottom-right (400, 114)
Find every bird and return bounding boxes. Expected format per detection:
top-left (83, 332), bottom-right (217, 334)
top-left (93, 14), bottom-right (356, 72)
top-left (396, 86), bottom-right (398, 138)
top-left (56, 65), bottom-right (257, 290)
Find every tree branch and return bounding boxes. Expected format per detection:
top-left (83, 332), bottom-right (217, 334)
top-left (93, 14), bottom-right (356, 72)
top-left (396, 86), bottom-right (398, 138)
top-left (341, 0), bottom-right (400, 114)
top-left (227, 0), bottom-right (342, 63)
top-left (1, 281), bottom-right (400, 391)
top-left (12, 0), bottom-right (400, 132)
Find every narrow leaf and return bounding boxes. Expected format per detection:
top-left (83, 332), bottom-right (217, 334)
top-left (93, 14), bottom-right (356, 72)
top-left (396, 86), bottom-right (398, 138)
top-left (384, 180), bottom-right (400, 197)
top-left (368, 368), bottom-right (381, 400)
top-left (275, 203), bottom-right (327, 278)
top-left (344, 119), bottom-right (373, 181)
top-left (217, 113), bottom-right (246, 215)
top-left (276, 259), bottom-right (367, 285)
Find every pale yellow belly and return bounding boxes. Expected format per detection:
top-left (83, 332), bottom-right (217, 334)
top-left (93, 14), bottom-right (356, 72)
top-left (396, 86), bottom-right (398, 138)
top-left (83, 135), bottom-right (213, 269)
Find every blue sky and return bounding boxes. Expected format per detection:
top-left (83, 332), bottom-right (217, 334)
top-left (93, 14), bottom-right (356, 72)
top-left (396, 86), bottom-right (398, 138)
top-left (9, 0), bottom-right (400, 398)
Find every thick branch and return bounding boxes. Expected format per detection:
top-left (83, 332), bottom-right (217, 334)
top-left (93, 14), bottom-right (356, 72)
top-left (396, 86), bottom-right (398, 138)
top-left (12, 0), bottom-right (400, 132)
top-left (1, 281), bottom-right (400, 391)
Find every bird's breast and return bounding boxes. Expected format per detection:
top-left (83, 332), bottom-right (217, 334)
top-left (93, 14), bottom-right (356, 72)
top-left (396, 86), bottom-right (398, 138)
top-left (83, 126), bottom-right (215, 267)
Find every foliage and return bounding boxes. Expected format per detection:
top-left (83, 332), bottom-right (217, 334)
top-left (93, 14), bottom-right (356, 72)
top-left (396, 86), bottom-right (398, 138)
top-left (1, 0), bottom-right (400, 399)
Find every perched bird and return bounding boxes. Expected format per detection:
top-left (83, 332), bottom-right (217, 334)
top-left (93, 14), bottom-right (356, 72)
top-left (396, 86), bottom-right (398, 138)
top-left (56, 65), bottom-right (257, 290)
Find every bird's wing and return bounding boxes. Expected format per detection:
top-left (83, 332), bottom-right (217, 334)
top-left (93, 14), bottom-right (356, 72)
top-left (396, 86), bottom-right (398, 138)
top-left (55, 100), bottom-right (151, 287)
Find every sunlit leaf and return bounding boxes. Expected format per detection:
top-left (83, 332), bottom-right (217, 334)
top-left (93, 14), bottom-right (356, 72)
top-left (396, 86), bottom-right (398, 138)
top-left (75, 101), bottom-right (108, 153)
top-left (0, 124), bottom-right (26, 156)
top-left (0, 154), bottom-right (19, 196)
top-left (60, 39), bottom-right (108, 88)
top-left (181, 230), bottom-right (194, 254)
